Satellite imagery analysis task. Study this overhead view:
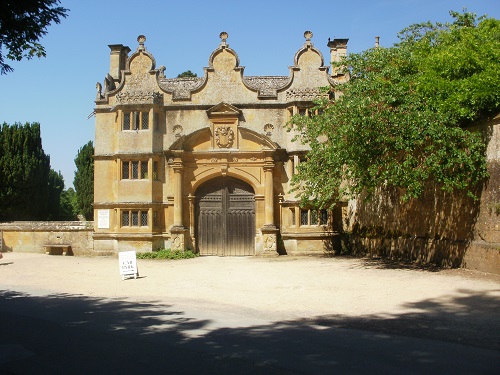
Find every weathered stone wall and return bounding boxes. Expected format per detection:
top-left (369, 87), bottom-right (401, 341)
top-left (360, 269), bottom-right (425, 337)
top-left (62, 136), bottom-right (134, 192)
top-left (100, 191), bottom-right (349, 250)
top-left (465, 115), bottom-right (500, 273)
top-left (0, 222), bottom-right (94, 256)
top-left (345, 115), bottom-right (500, 273)
top-left (93, 33), bottom-right (344, 255)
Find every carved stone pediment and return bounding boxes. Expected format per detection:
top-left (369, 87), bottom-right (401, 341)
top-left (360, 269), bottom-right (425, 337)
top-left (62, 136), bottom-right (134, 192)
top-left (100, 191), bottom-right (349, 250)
top-left (206, 102), bottom-right (241, 118)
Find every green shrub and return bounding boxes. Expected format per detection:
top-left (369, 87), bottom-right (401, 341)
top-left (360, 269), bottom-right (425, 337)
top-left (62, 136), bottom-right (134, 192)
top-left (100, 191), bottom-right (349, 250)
top-left (136, 249), bottom-right (199, 260)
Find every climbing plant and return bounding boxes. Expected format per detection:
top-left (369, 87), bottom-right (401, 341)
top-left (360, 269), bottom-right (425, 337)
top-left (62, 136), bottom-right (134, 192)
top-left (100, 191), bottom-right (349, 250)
top-left (290, 10), bottom-right (498, 208)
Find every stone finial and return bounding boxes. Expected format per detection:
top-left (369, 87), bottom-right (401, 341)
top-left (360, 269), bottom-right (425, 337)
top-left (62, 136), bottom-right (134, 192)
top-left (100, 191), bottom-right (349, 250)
top-left (219, 31), bottom-right (228, 47)
top-left (304, 31), bottom-right (313, 47)
top-left (375, 36), bottom-right (380, 48)
top-left (158, 65), bottom-right (166, 78)
top-left (137, 35), bottom-right (146, 51)
top-left (96, 82), bottom-right (102, 99)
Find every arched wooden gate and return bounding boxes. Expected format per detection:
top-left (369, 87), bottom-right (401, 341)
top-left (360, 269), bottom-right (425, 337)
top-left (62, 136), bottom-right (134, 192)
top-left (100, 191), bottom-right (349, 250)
top-left (195, 177), bottom-right (255, 256)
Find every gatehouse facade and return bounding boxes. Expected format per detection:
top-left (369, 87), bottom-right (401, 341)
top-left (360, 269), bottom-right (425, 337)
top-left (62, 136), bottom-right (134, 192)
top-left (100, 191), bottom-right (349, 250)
top-left (93, 32), bottom-right (348, 255)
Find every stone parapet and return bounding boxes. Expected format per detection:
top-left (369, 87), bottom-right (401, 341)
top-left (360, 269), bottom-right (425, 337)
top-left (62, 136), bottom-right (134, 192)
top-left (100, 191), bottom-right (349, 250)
top-left (0, 221), bottom-right (94, 256)
top-left (0, 221), bottom-right (93, 231)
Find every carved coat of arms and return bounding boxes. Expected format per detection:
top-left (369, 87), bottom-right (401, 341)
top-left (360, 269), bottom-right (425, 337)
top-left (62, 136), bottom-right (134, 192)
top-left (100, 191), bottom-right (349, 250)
top-left (215, 126), bottom-right (235, 148)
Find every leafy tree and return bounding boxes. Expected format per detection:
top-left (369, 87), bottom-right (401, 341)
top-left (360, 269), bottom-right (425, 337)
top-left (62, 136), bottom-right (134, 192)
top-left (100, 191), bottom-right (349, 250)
top-left (73, 141), bottom-right (94, 220)
top-left (0, 0), bottom-right (68, 74)
top-left (0, 122), bottom-right (51, 220)
top-left (177, 70), bottom-right (197, 78)
top-left (290, 11), bottom-right (498, 208)
top-left (47, 169), bottom-right (64, 220)
top-left (59, 187), bottom-right (78, 220)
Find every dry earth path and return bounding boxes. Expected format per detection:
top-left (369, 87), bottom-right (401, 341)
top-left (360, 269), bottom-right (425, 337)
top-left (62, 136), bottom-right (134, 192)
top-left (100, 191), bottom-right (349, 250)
top-left (1, 253), bottom-right (499, 374)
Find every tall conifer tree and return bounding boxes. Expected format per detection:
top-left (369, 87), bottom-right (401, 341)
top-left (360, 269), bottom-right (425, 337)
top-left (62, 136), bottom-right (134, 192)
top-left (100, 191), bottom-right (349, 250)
top-left (73, 141), bottom-right (94, 220)
top-left (47, 169), bottom-right (65, 220)
top-left (0, 122), bottom-right (51, 220)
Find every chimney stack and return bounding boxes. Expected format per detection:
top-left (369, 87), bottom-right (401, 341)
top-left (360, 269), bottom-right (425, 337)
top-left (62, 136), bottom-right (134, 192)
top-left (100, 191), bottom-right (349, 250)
top-left (108, 44), bottom-right (131, 81)
top-left (327, 38), bottom-right (349, 76)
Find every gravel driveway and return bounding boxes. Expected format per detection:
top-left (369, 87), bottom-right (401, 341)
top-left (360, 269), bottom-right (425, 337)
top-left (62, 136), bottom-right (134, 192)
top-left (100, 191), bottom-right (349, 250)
top-left (1, 252), bottom-right (499, 374)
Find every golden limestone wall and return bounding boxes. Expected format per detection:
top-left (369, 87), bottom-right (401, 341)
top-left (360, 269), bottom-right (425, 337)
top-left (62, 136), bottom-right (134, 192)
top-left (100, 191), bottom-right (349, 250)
top-left (346, 115), bottom-right (500, 273)
top-left (0, 222), bottom-right (94, 255)
top-left (93, 32), bottom-right (347, 255)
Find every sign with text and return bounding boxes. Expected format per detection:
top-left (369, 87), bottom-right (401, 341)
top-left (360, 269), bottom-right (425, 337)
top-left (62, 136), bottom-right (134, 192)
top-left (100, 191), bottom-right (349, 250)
top-left (119, 251), bottom-right (138, 279)
top-left (97, 209), bottom-right (110, 229)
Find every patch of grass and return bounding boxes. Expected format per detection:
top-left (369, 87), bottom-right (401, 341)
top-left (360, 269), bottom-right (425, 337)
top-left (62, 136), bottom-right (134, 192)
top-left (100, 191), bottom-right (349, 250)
top-left (136, 249), bottom-right (199, 260)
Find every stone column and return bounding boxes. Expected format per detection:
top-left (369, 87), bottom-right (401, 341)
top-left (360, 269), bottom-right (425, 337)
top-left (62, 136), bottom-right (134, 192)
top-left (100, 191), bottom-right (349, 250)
top-left (264, 164), bottom-right (274, 226)
top-left (169, 152), bottom-right (187, 251)
top-left (261, 151), bottom-right (278, 255)
top-left (188, 194), bottom-right (196, 250)
top-left (172, 163), bottom-right (183, 226)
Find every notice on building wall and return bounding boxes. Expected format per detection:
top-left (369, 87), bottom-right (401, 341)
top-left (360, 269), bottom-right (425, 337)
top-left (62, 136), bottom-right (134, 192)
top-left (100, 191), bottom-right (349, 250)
top-left (119, 251), bottom-right (138, 280)
top-left (97, 209), bottom-right (110, 229)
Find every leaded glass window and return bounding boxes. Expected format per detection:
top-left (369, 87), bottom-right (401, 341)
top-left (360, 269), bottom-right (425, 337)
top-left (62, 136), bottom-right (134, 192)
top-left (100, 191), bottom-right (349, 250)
top-left (131, 161), bottom-right (139, 179)
top-left (300, 210), bottom-right (309, 226)
top-left (311, 210), bottom-right (318, 225)
top-left (123, 113), bottom-right (131, 130)
top-left (122, 211), bottom-right (130, 226)
top-left (122, 161), bottom-right (129, 179)
top-left (141, 161), bottom-right (148, 179)
top-left (141, 112), bottom-right (149, 130)
top-left (141, 211), bottom-right (148, 226)
top-left (131, 211), bottom-right (139, 226)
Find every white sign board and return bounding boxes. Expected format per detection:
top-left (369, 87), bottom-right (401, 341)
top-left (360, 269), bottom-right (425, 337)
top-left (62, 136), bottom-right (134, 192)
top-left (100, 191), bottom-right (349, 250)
top-left (119, 251), bottom-right (138, 280)
top-left (97, 209), bottom-right (110, 229)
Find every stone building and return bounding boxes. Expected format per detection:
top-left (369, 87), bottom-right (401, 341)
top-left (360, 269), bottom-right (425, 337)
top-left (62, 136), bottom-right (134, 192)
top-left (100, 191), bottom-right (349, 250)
top-left (93, 31), bottom-right (348, 255)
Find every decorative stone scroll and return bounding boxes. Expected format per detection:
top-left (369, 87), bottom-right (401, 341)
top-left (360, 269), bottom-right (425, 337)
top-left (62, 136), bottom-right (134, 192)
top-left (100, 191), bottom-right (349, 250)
top-left (264, 123), bottom-right (274, 136)
top-left (215, 126), bottom-right (235, 148)
top-left (115, 90), bottom-right (163, 105)
top-left (285, 88), bottom-right (328, 101)
top-left (173, 124), bottom-right (183, 137)
top-left (243, 76), bottom-right (291, 98)
top-left (159, 77), bottom-right (205, 100)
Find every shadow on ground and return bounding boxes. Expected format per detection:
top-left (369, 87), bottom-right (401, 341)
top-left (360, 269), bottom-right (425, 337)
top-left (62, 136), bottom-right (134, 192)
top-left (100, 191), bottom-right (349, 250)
top-left (0, 288), bottom-right (499, 374)
top-left (356, 256), bottom-right (447, 272)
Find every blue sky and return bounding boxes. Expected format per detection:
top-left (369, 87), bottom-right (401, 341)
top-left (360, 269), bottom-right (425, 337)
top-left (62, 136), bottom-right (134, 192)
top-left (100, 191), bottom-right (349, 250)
top-left (1, 0), bottom-right (499, 188)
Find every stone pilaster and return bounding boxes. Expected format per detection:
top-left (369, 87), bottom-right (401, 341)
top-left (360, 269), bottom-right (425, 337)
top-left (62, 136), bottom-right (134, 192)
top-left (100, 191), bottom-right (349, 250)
top-left (171, 155), bottom-right (184, 227)
top-left (261, 151), bottom-right (278, 255)
top-left (263, 153), bottom-right (275, 227)
top-left (169, 151), bottom-right (186, 251)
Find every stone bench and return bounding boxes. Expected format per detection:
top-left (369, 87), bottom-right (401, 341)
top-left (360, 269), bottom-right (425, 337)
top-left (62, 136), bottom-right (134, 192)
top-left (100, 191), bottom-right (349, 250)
top-left (44, 244), bottom-right (71, 256)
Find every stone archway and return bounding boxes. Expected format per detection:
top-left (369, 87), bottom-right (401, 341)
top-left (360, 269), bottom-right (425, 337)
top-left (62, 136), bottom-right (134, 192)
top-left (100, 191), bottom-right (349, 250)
top-left (195, 176), bottom-right (255, 256)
